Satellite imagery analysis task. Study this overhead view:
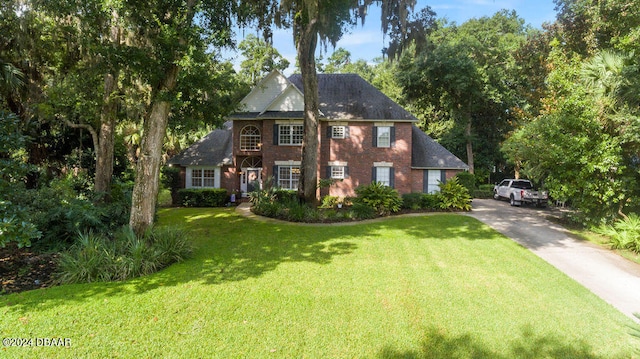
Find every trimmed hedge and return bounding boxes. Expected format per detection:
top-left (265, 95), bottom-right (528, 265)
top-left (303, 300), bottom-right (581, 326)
top-left (177, 188), bottom-right (229, 207)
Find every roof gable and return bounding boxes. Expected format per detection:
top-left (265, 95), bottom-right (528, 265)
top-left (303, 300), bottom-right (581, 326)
top-left (239, 71), bottom-right (304, 113)
top-left (231, 72), bottom-right (417, 122)
top-left (264, 85), bottom-right (304, 112)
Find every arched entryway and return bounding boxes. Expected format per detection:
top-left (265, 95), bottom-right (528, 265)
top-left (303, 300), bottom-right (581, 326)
top-left (240, 156), bottom-right (262, 196)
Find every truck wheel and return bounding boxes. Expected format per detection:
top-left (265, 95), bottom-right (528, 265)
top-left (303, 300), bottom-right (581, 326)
top-left (510, 195), bottom-right (519, 206)
top-left (493, 191), bottom-right (500, 200)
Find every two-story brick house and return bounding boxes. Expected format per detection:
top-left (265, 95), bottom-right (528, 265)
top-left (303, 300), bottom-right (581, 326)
top-left (168, 71), bottom-right (468, 198)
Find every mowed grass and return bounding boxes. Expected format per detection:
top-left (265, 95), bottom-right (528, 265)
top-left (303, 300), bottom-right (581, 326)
top-left (1, 208), bottom-right (638, 358)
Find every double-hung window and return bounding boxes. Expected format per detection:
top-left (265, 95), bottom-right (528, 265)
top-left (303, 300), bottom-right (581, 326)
top-left (372, 162), bottom-right (394, 188)
top-left (188, 168), bottom-right (217, 188)
top-left (376, 126), bottom-right (391, 147)
top-left (373, 124), bottom-right (394, 148)
top-left (277, 166), bottom-right (300, 190)
top-left (279, 124), bottom-right (304, 145)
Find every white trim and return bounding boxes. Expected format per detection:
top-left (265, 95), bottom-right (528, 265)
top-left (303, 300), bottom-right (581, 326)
top-left (275, 120), bottom-right (303, 125)
top-left (374, 122), bottom-right (394, 127)
top-left (186, 166), bottom-right (221, 189)
top-left (373, 161), bottom-right (393, 167)
top-left (275, 160), bottom-right (302, 166)
top-left (328, 161), bottom-right (348, 166)
top-left (330, 166), bottom-right (346, 179)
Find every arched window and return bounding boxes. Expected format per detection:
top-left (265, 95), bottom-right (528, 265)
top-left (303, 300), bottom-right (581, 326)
top-left (240, 125), bottom-right (261, 151)
top-left (240, 157), bottom-right (262, 168)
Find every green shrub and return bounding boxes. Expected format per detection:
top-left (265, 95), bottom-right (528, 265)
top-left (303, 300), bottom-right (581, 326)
top-left (178, 188), bottom-right (228, 207)
top-left (161, 166), bottom-right (182, 206)
top-left (421, 193), bottom-right (441, 210)
top-left (438, 177), bottom-right (472, 211)
top-left (596, 213), bottom-right (640, 253)
top-left (0, 201), bottom-right (41, 248)
top-left (478, 184), bottom-right (495, 191)
top-left (349, 203), bottom-right (377, 220)
top-left (473, 189), bottom-right (495, 199)
top-left (402, 193), bottom-right (424, 210)
top-left (455, 171), bottom-right (477, 192)
top-left (353, 182), bottom-right (402, 216)
top-left (56, 226), bottom-right (193, 284)
top-left (320, 195), bottom-right (340, 209)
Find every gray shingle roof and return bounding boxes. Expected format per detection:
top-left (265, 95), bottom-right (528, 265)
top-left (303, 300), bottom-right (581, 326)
top-left (167, 122), bottom-right (233, 167)
top-left (411, 126), bottom-right (469, 169)
top-left (287, 74), bottom-right (418, 121)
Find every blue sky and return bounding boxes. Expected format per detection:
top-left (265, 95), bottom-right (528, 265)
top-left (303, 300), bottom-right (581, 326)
top-left (224, 0), bottom-right (558, 73)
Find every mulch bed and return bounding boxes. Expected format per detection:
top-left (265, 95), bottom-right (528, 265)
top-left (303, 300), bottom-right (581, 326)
top-left (0, 243), bottom-right (59, 295)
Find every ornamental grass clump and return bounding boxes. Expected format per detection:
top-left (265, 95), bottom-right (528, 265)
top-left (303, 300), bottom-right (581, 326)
top-left (56, 226), bottom-right (192, 284)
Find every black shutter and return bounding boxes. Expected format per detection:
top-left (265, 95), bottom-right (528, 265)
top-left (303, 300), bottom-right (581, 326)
top-left (390, 127), bottom-right (396, 147)
top-left (327, 126), bottom-right (333, 139)
top-left (344, 166), bottom-right (349, 178)
top-left (273, 124), bottom-right (279, 145)
top-left (423, 170), bottom-right (429, 193)
top-left (440, 170), bottom-right (446, 184)
top-left (326, 166), bottom-right (331, 179)
top-left (372, 126), bottom-right (378, 147)
top-left (372, 167), bottom-right (377, 183)
top-left (389, 167), bottom-right (395, 188)
top-left (273, 166), bottom-right (279, 183)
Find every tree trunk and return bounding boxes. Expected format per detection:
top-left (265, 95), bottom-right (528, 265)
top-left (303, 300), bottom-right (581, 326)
top-left (95, 11), bottom-right (121, 198)
top-left (465, 118), bottom-right (475, 174)
top-left (296, 19), bottom-right (320, 206)
top-left (94, 72), bottom-right (118, 198)
top-left (129, 64), bottom-right (180, 236)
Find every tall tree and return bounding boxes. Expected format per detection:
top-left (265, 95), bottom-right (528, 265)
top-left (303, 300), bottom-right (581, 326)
top-left (399, 10), bottom-right (528, 175)
top-left (127, 0), bottom-right (242, 235)
top-left (248, 0), bottom-right (417, 204)
top-left (238, 34), bottom-right (290, 84)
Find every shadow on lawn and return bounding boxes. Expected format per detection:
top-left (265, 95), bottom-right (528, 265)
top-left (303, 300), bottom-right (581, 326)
top-left (379, 326), bottom-right (616, 359)
top-left (1, 210), bottom-right (502, 313)
top-left (1, 209), bottom-right (369, 312)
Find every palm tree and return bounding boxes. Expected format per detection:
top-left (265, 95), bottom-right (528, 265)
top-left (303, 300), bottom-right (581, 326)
top-left (0, 60), bottom-right (24, 96)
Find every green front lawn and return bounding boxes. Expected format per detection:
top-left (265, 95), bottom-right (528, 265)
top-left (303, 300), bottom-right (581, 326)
top-left (1, 208), bottom-right (637, 358)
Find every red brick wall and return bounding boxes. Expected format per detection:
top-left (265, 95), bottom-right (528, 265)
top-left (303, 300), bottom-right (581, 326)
top-left (221, 165), bottom-right (238, 193)
top-left (411, 169), bottom-right (424, 193)
top-left (227, 120), bottom-right (451, 197)
top-left (320, 121), bottom-right (413, 197)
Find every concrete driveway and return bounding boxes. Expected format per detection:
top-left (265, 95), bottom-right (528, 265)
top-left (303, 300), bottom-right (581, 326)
top-left (467, 199), bottom-right (640, 323)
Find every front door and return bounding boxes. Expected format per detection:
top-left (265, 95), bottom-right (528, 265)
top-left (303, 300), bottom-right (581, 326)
top-left (241, 168), bottom-right (262, 196)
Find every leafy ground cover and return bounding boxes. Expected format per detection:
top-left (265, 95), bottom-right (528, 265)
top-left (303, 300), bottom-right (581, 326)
top-left (1, 208), bottom-right (637, 358)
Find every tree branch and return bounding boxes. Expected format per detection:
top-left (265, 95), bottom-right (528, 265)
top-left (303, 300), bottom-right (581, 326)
top-left (61, 118), bottom-right (99, 157)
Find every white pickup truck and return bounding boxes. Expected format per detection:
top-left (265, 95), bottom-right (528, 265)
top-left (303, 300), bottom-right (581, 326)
top-left (493, 179), bottom-right (548, 207)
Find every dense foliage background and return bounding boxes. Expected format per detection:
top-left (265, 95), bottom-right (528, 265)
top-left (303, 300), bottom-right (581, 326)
top-left (2, 0), bottom-right (639, 253)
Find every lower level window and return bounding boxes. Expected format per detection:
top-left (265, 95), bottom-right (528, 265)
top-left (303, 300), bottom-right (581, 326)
top-left (278, 166), bottom-right (300, 190)
top-left (375, 167), bottom-right (391, 187)
top-left (426, 170), bottom-right (443, 194)
top-left (331, 166), bottom-right (345, 179)
top-left (189, 168), bottom-right (217, 188)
